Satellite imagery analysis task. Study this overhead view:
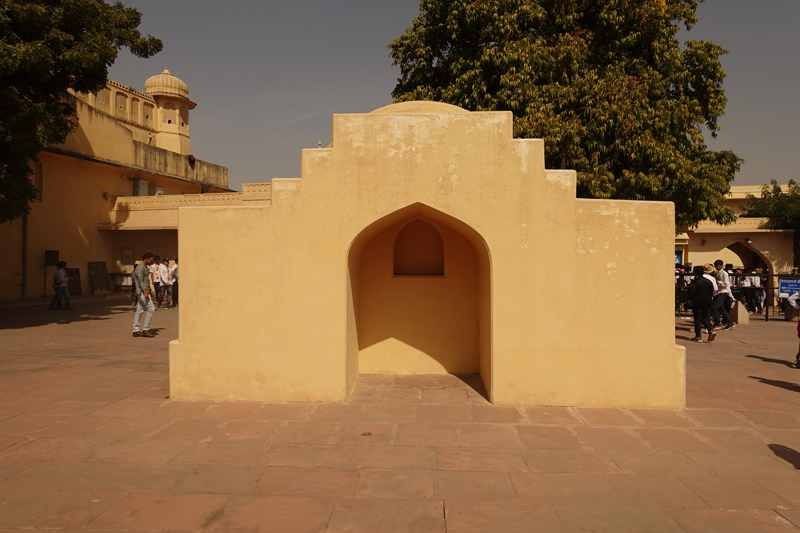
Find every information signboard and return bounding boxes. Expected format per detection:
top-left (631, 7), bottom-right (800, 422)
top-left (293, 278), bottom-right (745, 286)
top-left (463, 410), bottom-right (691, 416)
top-left (87, 262), bottom-right (112, 294)
top-left (778, 277), bottom-right (800, 298)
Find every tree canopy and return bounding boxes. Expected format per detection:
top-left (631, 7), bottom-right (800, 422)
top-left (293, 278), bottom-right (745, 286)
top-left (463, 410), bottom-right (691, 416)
top-left (0, 0), bottom-right (162, 223)
top-left (388, 0), bottom-right (742, 228)
top-left (741, 180), bottom-right (800, 231)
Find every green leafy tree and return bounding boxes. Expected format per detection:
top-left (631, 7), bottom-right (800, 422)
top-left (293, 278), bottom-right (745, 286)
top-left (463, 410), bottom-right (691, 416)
top-left (388, 0), bottom-right (742, 228)
top-left (0, 0), bottom-right (162, 223)
top-left (742, 180), bottom-right (800, 230)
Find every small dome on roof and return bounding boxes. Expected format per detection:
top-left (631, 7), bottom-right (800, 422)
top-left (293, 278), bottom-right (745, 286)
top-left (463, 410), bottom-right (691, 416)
top-left (145, 69), bottom-right (189, 100)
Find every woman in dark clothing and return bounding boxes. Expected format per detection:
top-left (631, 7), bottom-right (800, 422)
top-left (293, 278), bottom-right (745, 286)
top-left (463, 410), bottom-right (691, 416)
top-left (687, 265), bottom-right (716, 342)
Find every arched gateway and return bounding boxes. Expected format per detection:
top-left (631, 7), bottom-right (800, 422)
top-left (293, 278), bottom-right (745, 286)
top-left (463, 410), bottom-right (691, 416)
top-left (170, 101), bottom-right (685, 407)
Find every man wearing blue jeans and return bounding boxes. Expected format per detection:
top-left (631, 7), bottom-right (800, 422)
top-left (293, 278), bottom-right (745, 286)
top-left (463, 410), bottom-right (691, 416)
top-left (132, 253), bottom-right (156, 338)
top-left (49, 261), bottom-right (73, 311)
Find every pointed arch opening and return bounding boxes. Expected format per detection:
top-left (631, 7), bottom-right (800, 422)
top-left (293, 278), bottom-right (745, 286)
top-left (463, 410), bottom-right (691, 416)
top-left (346, 204), bottom-right (493, 400)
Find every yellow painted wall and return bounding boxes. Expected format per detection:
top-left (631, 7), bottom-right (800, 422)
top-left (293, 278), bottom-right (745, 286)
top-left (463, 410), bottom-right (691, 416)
top-left (170, 102), bottom-right (684, 407)
top-left (687, 232), bottom-right (793, 274)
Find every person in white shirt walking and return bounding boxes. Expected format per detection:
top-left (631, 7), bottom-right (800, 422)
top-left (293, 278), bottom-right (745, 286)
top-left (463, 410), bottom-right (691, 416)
top-left (49, 261), bottom-right (73, 311)
top-left (158, 258), bottom-right (173, 309)
top-left (711, 260), bottom-right (735, 330)
top-left (149, 255), bottom-right (162, 308)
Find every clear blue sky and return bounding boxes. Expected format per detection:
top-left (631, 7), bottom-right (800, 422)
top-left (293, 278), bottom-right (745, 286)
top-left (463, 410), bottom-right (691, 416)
top-left (109, 0), bottom-right (799, 191)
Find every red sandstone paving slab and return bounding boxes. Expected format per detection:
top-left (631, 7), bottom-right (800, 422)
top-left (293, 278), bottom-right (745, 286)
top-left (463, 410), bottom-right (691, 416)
top-left (87, 439), bottom-right (193, 464)
top-left (694, 428), bottom-right (772, 453)
top-left (83, 416), bottom-right (172, 442)
top-left (510, 472), bottom-right (626, 506)
top-left (555, 505), bottom-right (686, 533)
top-left (254, 466), bottom-right (359, 499)
top-left (415, 404), bottom-right (471, 423)
top-left (327, 498), bottom-right (445, 533)
top-left (436, 447), bottom-right (529, 472)
top-left (668, 508), bottom-right (800, 533)
top-left (0, 407), bottom-right (22, 423)
top-left (62, 389), bottom-right (133, 403)
top-left (205, 495), bottom-right (336, 533)
top-left (394, 375), bottom-right (441, 389)
top-left (756, 477), bottom-right (800, 508)
top-left (759, 429), bottom-right (800, 451)
top-left (171, 441), bottom-right (269, 466)
top-left (471, 405), bottom-right (524, 423)
top-left (149, 418), bottom-right (225, 441)
top-left (603, 450), bottom-right (711, 476)
top-left (173, 464), bottom-right (267, 494)
top-left (32, 415), bottom-right (114, 439)
top-left (516, 426), bottom-right (584, 450)
top-left (457, 423), bottom-right (522, 448)
top-left (264, 445), bottom-right (356, 468)
top-left (444, 501), bottom-right (565, 533)
top-left (433, 471), bottom-right (517, 501)
top-left (731, 398), bottom-right (800, 411)
top-left (142, 400), bottom-right (213, 419)
top-left (604, 474), bottom-right (709, 507)
top-left (522, 449), bottom-right (622, 474)
top-left (0, 414), bottom-right (64, 437)
top-left (207, 419), bottom-right (283, 442)
top-left (195, 401), bottom-right (265, 420)
top-left (421, 388), bottom-right (470, 405)
top-left (271, 421), bottom-right (338, 445)
top-left (632, 428), bottom-right (719, 453)
top-left (0, 462), bottom-right (86, 491)
top-left (0, 462), bottom-right (31, 484)
top-left (354, 468), bottom-right (434, 500)
top-left (680, 475), bottom-right (794, 509)
top-left (573, 408), bottom-right (642, 426)
top-left (347, 388), bottom-right (376, 403)
top-left (334, 422), bottom-right (396, 446)
top-left (572, 426), bottom-right (654, 454)
top-left (373, 388), bottom-right (422, 404)
top-left (522, 406), bottom-right (583, 425)
top-left (0, 437), bottom-right (106, 462)
top-left (28, 400), bottom-right (108, 416)
top-left (685, 451), bottom-right (800, 478)
top-left (352, 445), bottom-right (436, 470)
top-left (628, 408), bottom-right (700, 427)
top-left (687, 397), bottom-right (748, 409)
top-left (779, 510), bottom-right (800, 529)
top-left (361, 404), bottom-right (416, 423)
top-left (739, 410), bottom-right (800, 430)
top-left (0, 488), bottom-right (126, 529)
top-left (71, 462), bottom-right (193, 492)
top-left (91, 491), bottom-right (231, 531)
top-left (90, 399), bottom-right (163, 418)
top-left (396, 423), bottom-right (458, 447)
top-left (684, 409), bottom-right (757, 428)
top-left (0, 437), bottom-right (26, 453)
top-left (309, 403), bottom-right (364, 422)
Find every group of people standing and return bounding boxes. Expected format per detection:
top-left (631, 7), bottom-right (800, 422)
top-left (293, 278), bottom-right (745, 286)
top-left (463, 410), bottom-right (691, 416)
top-left (131, 253), bottom-right (178, 338)
top-left (677, 263), bottom-right (767, 315)
top-left (685, 260), bottom-right (737, 342)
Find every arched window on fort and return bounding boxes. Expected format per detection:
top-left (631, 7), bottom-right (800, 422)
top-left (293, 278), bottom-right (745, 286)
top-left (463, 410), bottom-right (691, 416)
top-left (115, 92), bottom-right (128, 120)
top-left (162, 102), bottom-right (177, 125)
top-left (143, 103), bottom-right (154, 129)
top-left (179, 105), bottom-right (189, 128)
top-left (131, 98), bottom-right (139, 124)
top-left (95, 88), bottom-right (111, 109)
top-left (393, 219), bottom-right (444, 276)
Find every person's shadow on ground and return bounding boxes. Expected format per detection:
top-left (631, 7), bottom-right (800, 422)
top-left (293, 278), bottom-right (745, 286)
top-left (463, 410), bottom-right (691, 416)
top-left (0, 297), bottom-right (132, 330)
top-left (746, 354), bottom-right (797, 369)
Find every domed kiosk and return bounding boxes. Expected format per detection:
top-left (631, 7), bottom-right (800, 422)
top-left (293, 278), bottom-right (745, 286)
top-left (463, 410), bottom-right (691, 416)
top-left (170, 101), bottom-right (685, 408)
top-left (144, 69), bottom-right (196, 155)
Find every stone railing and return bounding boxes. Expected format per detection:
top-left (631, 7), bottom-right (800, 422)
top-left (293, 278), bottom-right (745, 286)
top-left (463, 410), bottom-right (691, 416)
top-left (114, 192), bottom-right (247, 211)
top-left (694, 217), bottom-right (772, 232)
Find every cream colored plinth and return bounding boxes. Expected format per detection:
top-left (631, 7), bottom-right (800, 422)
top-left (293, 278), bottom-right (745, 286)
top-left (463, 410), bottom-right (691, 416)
top-left (732, 301), bottom-right (750, 325)
top-left (169, 101), bottom-right (685, 408)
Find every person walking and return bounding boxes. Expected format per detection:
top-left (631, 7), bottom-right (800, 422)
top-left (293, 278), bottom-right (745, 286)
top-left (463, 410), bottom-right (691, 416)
top-left (133, 253), bottom-right (156, 338)
top-left (158, 257), bottom-right (173, 309)
top-left (49, 261), bottom-right (73, 311)
top-left (687, 265), bottom-right (716, 343)
top-left (711, 260), bottom-right (736, 330)
top-left (149, 255), bottom-right (162, 308)
top-left (169, 258), bottom-right (179, 307)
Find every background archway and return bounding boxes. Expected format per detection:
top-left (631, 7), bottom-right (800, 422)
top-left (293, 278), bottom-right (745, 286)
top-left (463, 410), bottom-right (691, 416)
top-left (346, 204), bottom-right (492, 399)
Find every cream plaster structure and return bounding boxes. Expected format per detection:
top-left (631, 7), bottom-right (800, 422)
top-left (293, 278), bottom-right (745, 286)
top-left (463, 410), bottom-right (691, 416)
top-left (169, 102), bottom-right (686, 408)
top-left (0, 71), bottom-right (229, 301)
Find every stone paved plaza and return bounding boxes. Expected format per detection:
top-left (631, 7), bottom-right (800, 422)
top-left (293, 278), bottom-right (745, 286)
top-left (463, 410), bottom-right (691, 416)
top-left (1, 295), bottom-right (800, 532)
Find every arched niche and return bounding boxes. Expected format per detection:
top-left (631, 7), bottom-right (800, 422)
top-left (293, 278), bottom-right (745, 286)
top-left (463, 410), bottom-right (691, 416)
top-left (346, 204), bottom-right (493, 399)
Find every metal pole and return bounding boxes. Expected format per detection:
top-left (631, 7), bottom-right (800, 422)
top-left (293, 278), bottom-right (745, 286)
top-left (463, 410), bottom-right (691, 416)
top-left (21, 213), bottom-right (28, 299)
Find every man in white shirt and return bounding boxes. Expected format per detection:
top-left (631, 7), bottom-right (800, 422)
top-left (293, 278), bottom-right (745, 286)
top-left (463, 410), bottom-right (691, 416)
top-left (158, 258), bottom-right (173, 309)
top-left (149, 255), bottom-right (162, 308)
top-left (169, 258), bottom-right (179, 307)
top-left (711, 260), bottom-right (735, 330)
top-left (49, 261), bottom-right (73, 311)
top-left (702, 264), bottom-right (718, 292)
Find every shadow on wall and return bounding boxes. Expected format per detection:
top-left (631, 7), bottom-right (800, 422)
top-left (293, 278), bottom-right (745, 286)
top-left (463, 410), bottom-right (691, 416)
top-left (347, 203), bottom-right (492, 379)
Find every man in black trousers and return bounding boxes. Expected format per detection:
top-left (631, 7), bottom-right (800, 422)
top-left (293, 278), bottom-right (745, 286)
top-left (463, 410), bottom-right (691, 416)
top-left (687, 265), bottom-right (716, 343)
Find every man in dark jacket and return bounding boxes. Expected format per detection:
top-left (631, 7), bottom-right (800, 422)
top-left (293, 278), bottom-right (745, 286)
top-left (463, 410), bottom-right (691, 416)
top-left (687, 265), bottom-right (716, 342)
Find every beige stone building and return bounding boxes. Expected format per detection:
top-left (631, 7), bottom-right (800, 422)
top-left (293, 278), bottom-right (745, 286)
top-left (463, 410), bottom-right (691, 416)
top-left (1, 70), bottom-right (231, 301)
